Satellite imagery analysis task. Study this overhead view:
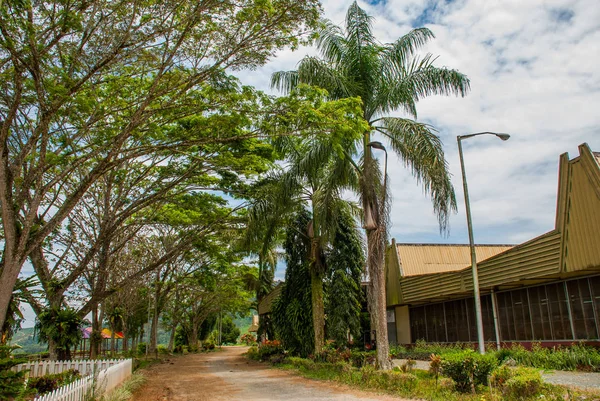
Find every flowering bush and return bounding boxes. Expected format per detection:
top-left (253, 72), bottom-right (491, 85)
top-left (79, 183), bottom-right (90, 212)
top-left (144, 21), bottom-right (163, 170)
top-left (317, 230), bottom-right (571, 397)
top-left (240, 333), bottom-right (256, 345)
top-left (257, 340), bottom-right (284, 360)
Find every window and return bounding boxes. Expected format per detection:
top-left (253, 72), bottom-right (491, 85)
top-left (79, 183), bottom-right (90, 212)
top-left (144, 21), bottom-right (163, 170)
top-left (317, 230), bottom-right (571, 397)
top-left (567, 279), bottom-right (598, 339)
top-left (528, 286), bottom-right (553, 340)
top-left (547, 283), bottom-right (572, 340)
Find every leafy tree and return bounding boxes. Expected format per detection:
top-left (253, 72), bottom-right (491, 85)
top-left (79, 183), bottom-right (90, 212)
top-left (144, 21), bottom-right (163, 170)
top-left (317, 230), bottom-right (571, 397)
top-left (272, 211), bottom-right (314, 357)
top-left (271, 1), bottom-right (470, 368)
top-left (0, 0), bottom-right (322, 335)
top-left (220, 316), bottom-right (241, 345)
top-left (325, 209), bottom-right (364, 346)
top-left (248, 86), bottom-right (367, 353)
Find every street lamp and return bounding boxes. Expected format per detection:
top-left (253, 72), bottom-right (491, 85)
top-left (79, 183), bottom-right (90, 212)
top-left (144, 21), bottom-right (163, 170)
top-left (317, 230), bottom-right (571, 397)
top-left (457, 131), bottom-right (510, 354)
top-left (367, 141), bottom-right (388, 216)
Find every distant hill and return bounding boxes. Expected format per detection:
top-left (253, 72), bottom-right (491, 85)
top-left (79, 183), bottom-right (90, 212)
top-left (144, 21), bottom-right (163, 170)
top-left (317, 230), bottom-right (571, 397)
top-left (10, 327), bottom-right (46, 354)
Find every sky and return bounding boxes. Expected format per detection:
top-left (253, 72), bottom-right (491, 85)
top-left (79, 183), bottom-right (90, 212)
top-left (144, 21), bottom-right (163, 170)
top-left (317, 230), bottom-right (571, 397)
top-left (238, 0), bottom-right (600, 253)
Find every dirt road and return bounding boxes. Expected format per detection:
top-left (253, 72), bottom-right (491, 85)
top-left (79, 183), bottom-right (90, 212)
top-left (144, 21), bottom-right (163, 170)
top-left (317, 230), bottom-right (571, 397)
top-left (132, 346), bottom-right (408, 400)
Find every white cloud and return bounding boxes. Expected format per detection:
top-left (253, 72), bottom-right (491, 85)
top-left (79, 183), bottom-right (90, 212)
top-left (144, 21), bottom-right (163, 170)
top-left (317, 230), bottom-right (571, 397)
top-left (236, 0), bottom-right (600, 247)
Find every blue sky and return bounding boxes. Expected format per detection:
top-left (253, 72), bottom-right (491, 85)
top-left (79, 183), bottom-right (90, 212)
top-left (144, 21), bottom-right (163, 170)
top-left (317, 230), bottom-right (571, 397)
top-left (233, 0), bottom-right (600, 280)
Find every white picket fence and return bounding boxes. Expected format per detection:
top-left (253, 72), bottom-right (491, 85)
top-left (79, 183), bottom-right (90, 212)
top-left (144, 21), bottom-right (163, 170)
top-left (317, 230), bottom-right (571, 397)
top-left (34, 375), bottom-right (94, 401)
top-left (13, 359), bottom-right (133, 401)
top-left (13, 358), bottom-right (125, 377)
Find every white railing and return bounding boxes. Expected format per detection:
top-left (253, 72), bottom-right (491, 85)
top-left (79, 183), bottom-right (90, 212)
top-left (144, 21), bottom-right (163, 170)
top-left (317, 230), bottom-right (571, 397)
top-left (95, 359), bottom-right (133, 394)
top-left (13, 359), bottom-right (124, 377)
top-left (13, 359), bottom-right (133, 401)
top-left (34, 376), bottom-right (94, 401)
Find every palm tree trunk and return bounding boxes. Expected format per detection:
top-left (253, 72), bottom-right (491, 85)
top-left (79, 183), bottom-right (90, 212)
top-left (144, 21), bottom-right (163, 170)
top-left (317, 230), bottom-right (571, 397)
top-left (310, 267), bottom-right (325, 354)
top-left (363, 132), bottom-right (391, 370)
top-left (366, 229), bottom-right (391, 369)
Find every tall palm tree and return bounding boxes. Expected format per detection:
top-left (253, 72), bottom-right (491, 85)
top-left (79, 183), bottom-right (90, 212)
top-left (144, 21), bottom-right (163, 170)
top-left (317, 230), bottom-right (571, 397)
top-left (272, 1), bottom-right (470, 368)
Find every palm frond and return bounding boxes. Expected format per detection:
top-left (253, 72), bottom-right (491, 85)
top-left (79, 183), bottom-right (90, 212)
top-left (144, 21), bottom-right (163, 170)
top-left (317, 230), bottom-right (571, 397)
top-left (383, 28), bottom-right (435, 70)
top-left (376, 117), bottom-right (457, 233)
top-left (271, 70), bottom-right (299, 94)
top-left (316, 20), bottom-right (347, 64)
top-left (297, 57), bottom-right (354, 98)
top-left (345, 1), bottom-right (376, 50)
top-left (374, 56), bottom-right (470, 118)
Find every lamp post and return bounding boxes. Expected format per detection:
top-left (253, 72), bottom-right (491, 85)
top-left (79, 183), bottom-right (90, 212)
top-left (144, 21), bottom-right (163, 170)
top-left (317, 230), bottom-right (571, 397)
top-left (367, 141), bottom-right (388, 210)
top-left (457, 132), bottom-right (510, 354)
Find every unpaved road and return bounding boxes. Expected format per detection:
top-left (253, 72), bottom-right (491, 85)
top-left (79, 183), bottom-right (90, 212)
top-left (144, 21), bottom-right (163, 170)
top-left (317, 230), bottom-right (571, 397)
top-left (132, 346), bottom-right (409, 400)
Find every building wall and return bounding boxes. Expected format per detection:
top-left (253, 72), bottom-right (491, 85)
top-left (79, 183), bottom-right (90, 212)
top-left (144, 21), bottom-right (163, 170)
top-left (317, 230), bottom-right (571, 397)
top-left (398, 275), bottom-right (600, 344)
top-left (394, 306), bottom-right (411, 345)
top-left (561, 148), bottom-right (600, 273)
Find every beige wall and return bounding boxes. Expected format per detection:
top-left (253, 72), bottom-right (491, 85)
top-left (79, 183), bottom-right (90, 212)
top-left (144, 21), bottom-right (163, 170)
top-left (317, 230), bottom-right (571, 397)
top-left (394, 306), bottom-right (411, 344)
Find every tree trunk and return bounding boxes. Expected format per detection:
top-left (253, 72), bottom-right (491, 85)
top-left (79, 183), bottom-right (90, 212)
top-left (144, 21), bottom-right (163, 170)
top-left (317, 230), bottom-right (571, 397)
top-left (149, 312), bottom-right (158, 353)
top-left (90, 306), bottom-right (101, 359)
top-left (188, 325), bottom-right (199, 351)
top-left (310, 269), bottom-right (325, 354)
top-left (48, 339), bottom-right (58, 360)
top-left (168, 325), bottom-right (176, 352)
top-left (0, 258), bottom-right (23, 338)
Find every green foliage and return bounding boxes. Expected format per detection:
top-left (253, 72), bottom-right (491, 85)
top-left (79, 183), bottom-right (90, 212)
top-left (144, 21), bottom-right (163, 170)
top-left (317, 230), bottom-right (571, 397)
top-left (220, 316), bottom-right (241, 344)
top-left (490, 366), bottom-right (543, 400)
top-left (246, 346), bottom-right (260, 361)
top-left (349, 350), bottom-right (376, 368)
top-left (496, 343), bottom-right (600, 372)
top-left (26, 369), bottom-right (81, 396)
top-left (325, 210), bottom-right (364, 346)
top-left (270, 353), bottom-right (600, 401)
top-left (440, 350), bottom-right (498, 393)
top-left (391, 340), bottom-right (470, 360)
top-left (137, 343), bottom-right (148, 355)
top-left (0, 345), bottom-right (27, 400)
top-left (272, 211), bottom-right (314, 357)
top-left (34, 307), bottom-right (83, 360)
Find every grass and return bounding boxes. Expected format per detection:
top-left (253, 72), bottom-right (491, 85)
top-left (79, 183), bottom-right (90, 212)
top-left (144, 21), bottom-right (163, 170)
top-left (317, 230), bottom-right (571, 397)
top-left (101, 373), bottom-right (146, 401)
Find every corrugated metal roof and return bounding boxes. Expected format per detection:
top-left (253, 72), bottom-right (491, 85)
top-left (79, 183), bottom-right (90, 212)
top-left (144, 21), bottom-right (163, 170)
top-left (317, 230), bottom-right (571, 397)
top-left (396, 244), bottom-right (514, 277)
top-left (257, 283), bottom-right (283, 315)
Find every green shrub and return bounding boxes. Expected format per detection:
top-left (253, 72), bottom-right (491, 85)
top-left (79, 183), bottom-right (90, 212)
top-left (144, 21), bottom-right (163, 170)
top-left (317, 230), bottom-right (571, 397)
top-left (391, 340), bottom-right (468, 360)
top-left (257, 340), bottom-right (284, 360)
top-left (490, 366), bottom-right (543, 400)
top-left (495, 343), bottom-right (600, 372)
top-left (288, 356), bottom-right (316, 370)
top-left (440, 349), bottom-right (498, 393)
top-left (136, 342), bottom-right (147, 355)
top-left (246, 346), bottom-right (260, 360)
top-left (349, 350), bottom-right (375, 368)
top-left (0, 345), bottom-right (27, 400)
top-left (379, 371), bottom-right (418, 391)
top-left (240, 333), bottom-right (256, 345)
top-left (157, 345), bottom-right (169, 354)
top-left (27, 369), bottom-right (81, 396)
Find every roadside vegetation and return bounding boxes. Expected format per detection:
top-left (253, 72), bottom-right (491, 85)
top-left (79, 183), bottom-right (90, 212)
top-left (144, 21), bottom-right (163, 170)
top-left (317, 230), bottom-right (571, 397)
top-left (246, 341), bottom-right (600, 401)
top-left (391, 340), bottom-right (600, 372)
